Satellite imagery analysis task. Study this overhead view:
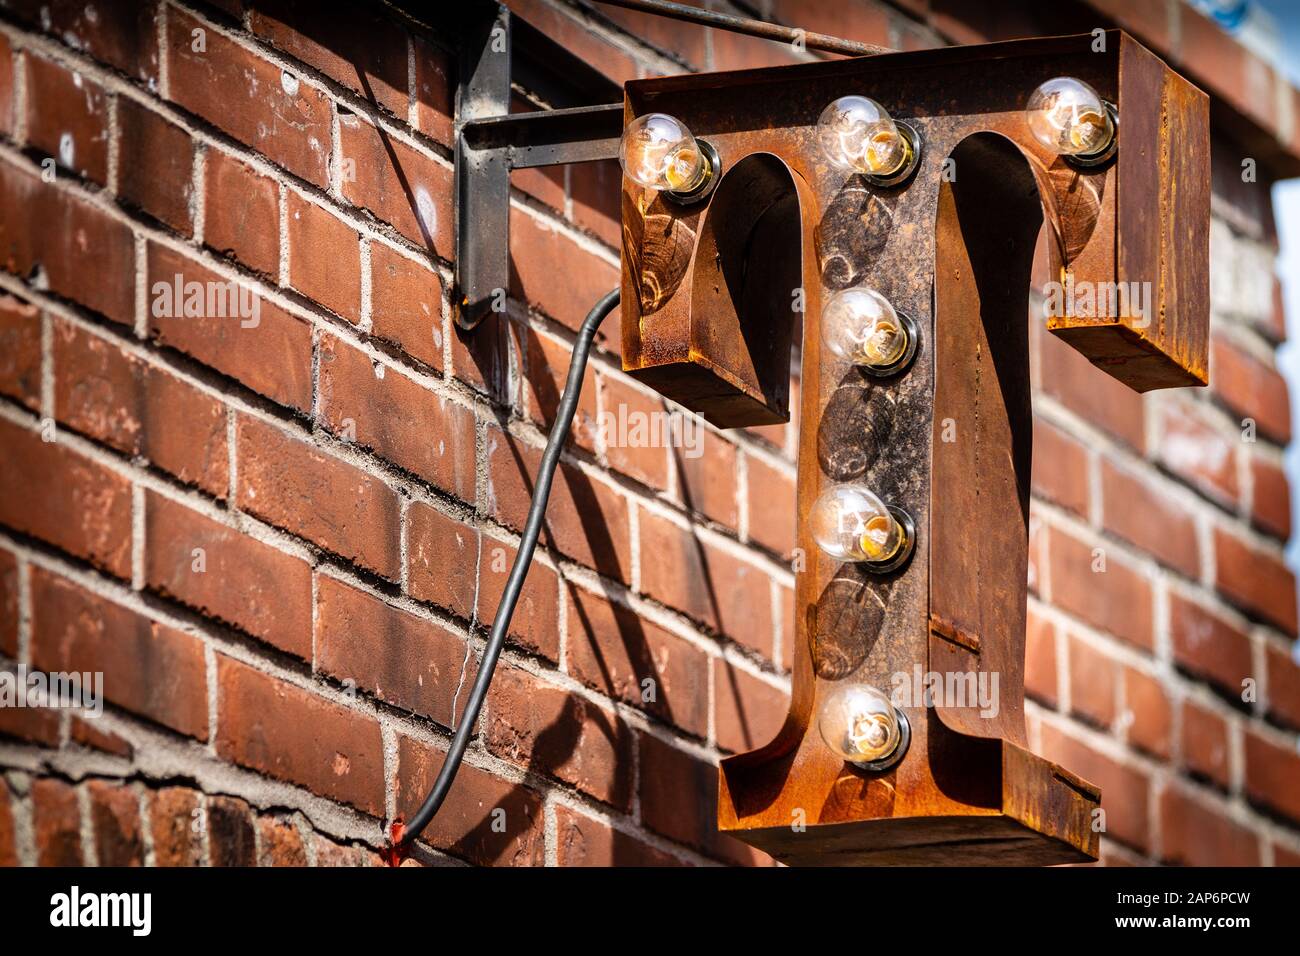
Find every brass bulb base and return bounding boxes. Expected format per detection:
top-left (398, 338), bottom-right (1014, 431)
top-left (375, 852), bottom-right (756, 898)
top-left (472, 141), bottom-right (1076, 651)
top-left (666, 139), bottom-right (721, 204)
top-left (859, 309), bottom-right (920, 378)
top-left (863, 121), bottom-right (922, 188)
top-left (1064, 101), bottom-right (1119, 168)
top-left (863, 505), bottom-right (916, 574)
top-left (847, 705), bottom-right (911, 772)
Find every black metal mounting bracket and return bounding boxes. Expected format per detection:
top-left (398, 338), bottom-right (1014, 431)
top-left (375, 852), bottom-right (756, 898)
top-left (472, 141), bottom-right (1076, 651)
top-left (453, 4), bottom-right (622, 330)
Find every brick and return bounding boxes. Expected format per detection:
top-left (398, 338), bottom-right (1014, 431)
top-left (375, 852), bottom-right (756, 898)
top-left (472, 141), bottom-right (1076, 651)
top-left (318, 335), bottom-right (476, 499)
top-left (316, 574), bottom-right (471, 725)
top-left (23, 55), bottom-right (109, 184)
top-left (30, 568), bottom-right (210, 740)
top-left (1156, 400), bottom-right (1238, 508)
top-left (1037, 325), bottom-right (1145, 451)
top-left (1275, 842), bottom-right (1300, 867)
top-left (637, 732), bottom-right (771, 866)
top-left (0, 547), bottom-right (17, 658)
top-left (32, 778), bottom-right (83, 866)
top-left (1212, 337), bottom-right (1291, 443)
top-left (312, 835), bottom-right (381, 867)
top-left (566, 585), bottom-right (709, 738)
top-left (486, 428), bottom-right (632, 581)
top-left (144, 491), bottom-right (312, 658)
top-left (0, 700), bottom-right (60, 746)
top-left (0, 779), bottom-right (15, 866)
top-left (1100, 460), bottom-right (1198, 578)
top-left (249, 0), bottom-right (409, 116)
top-left (485, 665), bottom-right (633, 809)
top-left (569, 158), bottom-right (621, 249)
top-left (1067, 636), bottom-right (1116, 729)
top-left (117, 97), bottom-right (194, 233)
top-left (1267, 642), bottom-right (1300, 731)
top-left (1250, 455), bottom-right (1290, 540)
top-left (768, 0), bottom-right (891, 49)
top-left (5, 0), bottom-right (159, 82)
top-left (0, 161), bottom-right (135, 326)
top-left (395, 734), bottom-right (545, 866)
top-left (1181, 700), bottom-right (1230, 788)
top-left (88, 781), bottom-right (143, 866)
top-left (369, 242), bottom-right (444, 370)
top-left (1159, 786), bottom-right (1260, 866)
top-left (53, 320), bottom-right (228, 497)
top-left (1213, 526), bottom-right (1297, 635)
top-left (597, 0), bottom-right (707, 68)
top-left (216, 654), bottom-right (384, 815)
top-left (508, 206), bottom-right (620, 352)
top-left (286, 193), bottom-right (361, 322)
top-left (714, 659), bottom-right (787, 754)
top-left (338, 115), bottom-right (452, 256)
top-left (638, 510), bottom-right (774, 660)
top-left (1169, 593), bottom-right (1253, 697)
top-left (165, 8), bottom-right (331, 187)
top-left (236, 415), bottom-right (400, 578)
top-left (207, 795), bottom-right (256, 866)
top-left (1024, 608), bottom-right (1058, 707)
top-left (149, 787), bottom-right (202, 866)
top-left (1047, 525), bottom-right (1153, 651)
top-left (146, 243), bottom-right (313, 411)
top-left (524, 325), bottom-right (598, 452)
top-left (203, 150), bottom-right (279, 276)
top-left (555, 805), bottom-right (683, 867)
top-left (0, 33), bottom-right (12, 136)
top-left (1122, 666), bottom-right (1171, 760)
top-left (709, 21), bottom-right (805, 71)
top-left (0, 417), bottom-right (132, 578)
top-left (672, 428), bottom-right (739, 529)
top-left (745, 455), bottom-right (796, 556)
top-left (598, 373), bottom-right (669, 490)
top-left (1243, 729), bottom-right (1300, 825)
top-left (1038, 723), bottom-right (1150, 853)
top-left (257, 817), bottom-right (307, 866)
top-left (450, 310), bottom-right (513, 401)
top-left (0, 293), bottom-right (41, 411)
top-left (406, 504), bottom-right (560, 663)
top-left (506, 0), bottom-right (638, 83)
top-left (71, 717), bottom-right (133, 758)
top-left (413, 38), bottom-right (453, 145)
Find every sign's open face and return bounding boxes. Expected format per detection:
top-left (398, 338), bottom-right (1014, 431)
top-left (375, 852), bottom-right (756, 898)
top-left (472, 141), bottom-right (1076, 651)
top-left (618, 31), bottom-right (1208, 865)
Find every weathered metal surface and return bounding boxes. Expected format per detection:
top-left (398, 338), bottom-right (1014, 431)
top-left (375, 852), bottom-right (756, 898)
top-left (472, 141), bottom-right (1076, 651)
top-left (616, 31), bottom-right (1209, 865)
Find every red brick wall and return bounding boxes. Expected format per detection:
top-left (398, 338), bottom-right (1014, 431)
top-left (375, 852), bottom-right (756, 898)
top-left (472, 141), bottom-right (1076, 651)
top-left (0, 0), bottom-right (1296, 867)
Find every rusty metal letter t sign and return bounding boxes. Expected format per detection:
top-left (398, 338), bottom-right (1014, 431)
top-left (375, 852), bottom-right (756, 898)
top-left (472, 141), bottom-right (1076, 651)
top-left (617, 32), bottom-right (1209, 865)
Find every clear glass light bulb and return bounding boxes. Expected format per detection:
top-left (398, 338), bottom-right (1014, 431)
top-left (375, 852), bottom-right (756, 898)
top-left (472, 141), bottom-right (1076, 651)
top-left (810, 484), bottom-right (904, 563)
top-left (822, 286), bottom-right (907, 368)
top-left (817, 96), bottom-right (908, 176)
top-left (1025, 77), bottom-right (1114, 157)
top-left (619, 113), bottom-right (707, 193)
top-left (817, 682), bottom-right (901, 765)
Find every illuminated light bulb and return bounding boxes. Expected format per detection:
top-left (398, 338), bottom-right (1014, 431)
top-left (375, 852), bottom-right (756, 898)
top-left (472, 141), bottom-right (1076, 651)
top-left (822, 286), bottom-right (913, 372)
top-left (817, 95), bottom-right (910, 178)
top-left (810, 484), bottom-right (906, 565)
top-left (817, 682), bottom-right (904, 767)
top-left (619, 113), bottom-right (713, 196)
top-left (1025, 77), bottom-right (1116, 160)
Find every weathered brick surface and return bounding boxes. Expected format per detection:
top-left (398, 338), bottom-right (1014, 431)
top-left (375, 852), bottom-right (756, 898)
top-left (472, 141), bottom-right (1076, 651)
top-left (0, 0), bottom-right (1296, 870)
top-left (315, 573), bottom-right (472, 726)
top-left (144, 490), bottom-right (313, 658)
top-left (31, 567), bottom-right (211, 740)
top-left (23, 54), bottom-right (110, 184)
top-left (216, 654), bottom-right (384, 816)
top-left (235, 414), bottom-right (400, 578)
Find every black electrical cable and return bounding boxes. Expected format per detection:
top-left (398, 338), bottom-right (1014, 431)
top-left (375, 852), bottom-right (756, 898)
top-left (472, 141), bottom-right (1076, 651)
top-left (400, 287), bottom-right (621, 847)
